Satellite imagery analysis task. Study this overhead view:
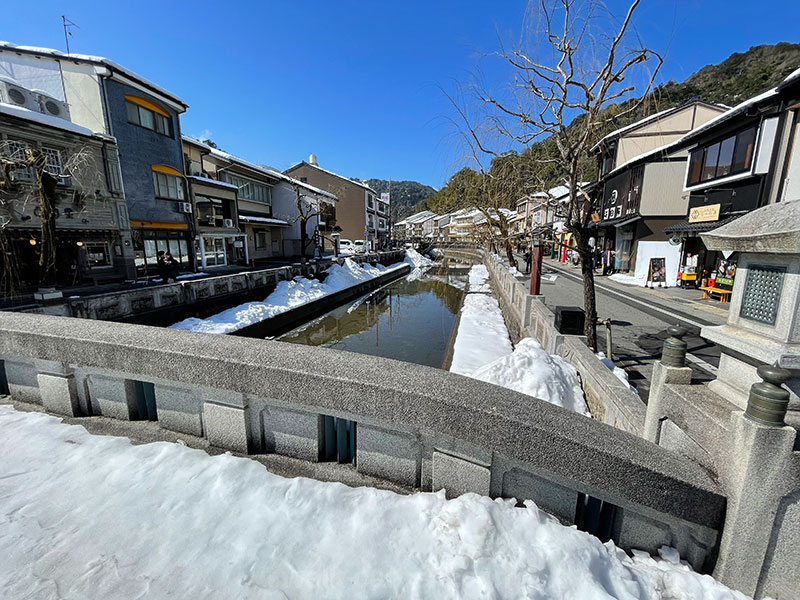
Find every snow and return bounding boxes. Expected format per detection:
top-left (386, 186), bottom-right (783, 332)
top-left (449, 289), bottom-right (513, 375)
top-left (506, 263), bottom-right (524, 278)
top-left (170, 259), bottom-right (400, 334)
top-left (185, 175), bottom-right (238, 190)
top-left (472, 338), bottom-right (590, 415)
top-left (467, 264), bottom-right (492, 293)
top-left (0, 102), bottom-right (96, 136)
top-left (238, 215), bottom-right (290, 226)
top-left (610, 273), bottom-right (647, 286)
top-left (404, 248), bottom-right (433, 268)
top-left (285, 160), bottom-right (379, 194)
top-left (0, 405), bottom-right (754, 600)
top-left (152, 272), bottom-right (210, 284)
top-left (597, 352), bottom-right (639, 395)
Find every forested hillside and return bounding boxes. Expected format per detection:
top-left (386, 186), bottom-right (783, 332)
top-left (361, 179), bottom-right (437, 222)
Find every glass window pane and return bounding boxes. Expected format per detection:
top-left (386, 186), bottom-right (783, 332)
top-left (733, 127), bottom-right (757, 173)
top-left (156, 239), bottom-right (168, 254)
top-left (126, 102), bottom-right (139, 125)
top-left (178, 240), bottom-right (189, 265)
top-left (139, 106), bottom-right (154, 130)
top-left (702, 143), bottom-right (720, 181)
top-left (144, 240), bottom-right (158, 265)
top-left (716, 136), bottom-right (736, 178)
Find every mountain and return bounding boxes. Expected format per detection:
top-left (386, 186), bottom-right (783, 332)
top-left (361, 179), bottom-right (437, 222)
top-left (425, 42), bottom-right (800, 214)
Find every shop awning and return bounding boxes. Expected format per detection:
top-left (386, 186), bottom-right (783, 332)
top-left (615, 215), bottom-right (641, 228)
top-left (238, 215), bottom-right (290, 227)
top-left (664, 213), bottom-right (744, 234)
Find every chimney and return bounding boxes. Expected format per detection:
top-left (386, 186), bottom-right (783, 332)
top-left (309, 153), bottom-right (318, 166)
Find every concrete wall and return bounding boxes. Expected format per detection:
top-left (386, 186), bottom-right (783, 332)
top-left (0, 309), bottom-right (724, 572)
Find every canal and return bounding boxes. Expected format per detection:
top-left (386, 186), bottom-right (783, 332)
top-left (278, 266), bottom-right (470, 368)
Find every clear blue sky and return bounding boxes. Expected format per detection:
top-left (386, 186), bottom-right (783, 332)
top-left (4, 1), bottom-right (799, 188)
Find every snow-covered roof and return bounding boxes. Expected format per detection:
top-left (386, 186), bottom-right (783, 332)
top-left (285, 161), bottom-right (379, 194)
top-left (238, 215), bottom-right (290, 226)
top-left (405, 210), bottom-right (437, 224)
top-left (0, 41), bottom-right (187, 110)
top-left (183, 137), bottom-right (337, 201)
top-left (0, 101), bottom-right (96, 137)
top-left (186, 175), bottom-right (238, 190)
top-left (780, 67), bottom-right (800, 90)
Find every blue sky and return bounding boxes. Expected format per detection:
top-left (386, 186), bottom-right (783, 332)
top-left (4, 1), bottom-right (799, 188)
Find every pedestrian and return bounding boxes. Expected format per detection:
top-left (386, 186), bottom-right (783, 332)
top-left (163, 252), bottom-right (180, 283)
top-left (524, 249), bottom-right (532, 274)
top-left (156, 250), bottom-right (168, 282)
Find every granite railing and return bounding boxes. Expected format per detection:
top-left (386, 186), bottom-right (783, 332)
top-left (0, 311), bottom-right (723, 571)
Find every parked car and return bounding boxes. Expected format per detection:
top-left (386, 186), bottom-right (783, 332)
top-left (353, 240), bottom-right (368, 253)
top-left (338, 239), bottom-right (354, 255)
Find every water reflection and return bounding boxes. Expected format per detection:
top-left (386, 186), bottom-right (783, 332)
top-left (279, 272), bottom-right (467, 368)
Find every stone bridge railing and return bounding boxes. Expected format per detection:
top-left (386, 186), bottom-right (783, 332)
top-left (0, 311), bottom-right (723, 571)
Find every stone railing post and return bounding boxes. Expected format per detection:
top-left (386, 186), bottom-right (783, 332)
top-left (643, 325), bottom-right (692, 443)
top-left (713, 366), bottom-right (796, 598)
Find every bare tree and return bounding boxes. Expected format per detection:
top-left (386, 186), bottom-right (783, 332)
top-left (453, 0), bottom-right (662, 348)
top-left (0, 141), bottom-right (104, 295)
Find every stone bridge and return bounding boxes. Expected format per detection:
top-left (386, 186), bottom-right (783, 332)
top-left (0, 311), bottom-right (723, 571)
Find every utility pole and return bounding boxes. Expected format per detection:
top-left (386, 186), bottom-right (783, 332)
top-left (62, 16), bottom-right (79, 54)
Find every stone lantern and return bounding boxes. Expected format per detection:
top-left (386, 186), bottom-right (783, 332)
top-left (700, 201), bottom-right (800, 419)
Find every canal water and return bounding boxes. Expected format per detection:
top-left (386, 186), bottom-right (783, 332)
top-left (278, 267), bottom-right (469, 368)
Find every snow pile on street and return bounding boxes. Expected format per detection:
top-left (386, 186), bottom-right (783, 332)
top-left (0, 405), bottom-right (753, 600)
top-left (597, 352), bottom-right (639, 395)
top-left (467, 264), bottom-right (492, 293)
top-left (404, 247), bottom-right (433, 268)
top-left (609, 272), bottom-right (647, 287)
top-left (506, 263), bottom-right (524, 277)
top-left (170, 259), bottom-right (397, 334)
top-left (428, 247), bottom-right (445, 259)
top-left (473, 338), bottom-right (590, 415)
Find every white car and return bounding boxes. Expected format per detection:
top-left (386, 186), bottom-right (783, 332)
top-left (353, 240), bottom-right (369, 253)
top-left (338, 239), bottom-right (354, 255)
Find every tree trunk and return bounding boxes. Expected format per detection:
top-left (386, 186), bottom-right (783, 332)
top-left (37, 171), bottom-right (59, 288)
top-left (505, 240), bottom-right (518, 271)
top-left (576, 233), bottom-right (598, 350)
top-left (299, 218), bottom-right (308, 260)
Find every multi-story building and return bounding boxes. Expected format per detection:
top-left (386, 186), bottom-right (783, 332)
top-left (0, 42), bottom-right (191, 278)
top-left (285, 155), bottom-right (383, 250)
top-left (662, 68), bottom-right (800, 288)
top-left (183, 138), bottom-right (337, 263)
top-left (590, 100), bottom-right (728, 271)
top-left (0, 98), bottom-right (133, 291)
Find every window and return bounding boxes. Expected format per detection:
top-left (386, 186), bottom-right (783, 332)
top-left (687, 126), bottom-right (759, 186)
top-left (379, 219), bottom-right (386, 229)
top-left (41, 147), bottom-right (64, 178)
top-left (195, 197), bottom-right (225, 226)
top-left (106, 155), bottom-right (122, 193)
top-left (225, 173), bottom-right (272, 204)
top-left (125, 96), bottom-right (171, 136)
top-left (2, 140), bottom-right (33, 181)
top-left (255, 231), bottom-right (268, 249)
top-left (84, 242), bottom-right (111, 267)
top-left (367, 194), bottom-right (374, 209)
top-left (152, 167), bottom-right (185, 200)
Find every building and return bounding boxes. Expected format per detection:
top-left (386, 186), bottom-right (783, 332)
top-left (590, 100), bottom-right (728, 271)
top-left (285, 155), bottom-right (386, 250)
top-left (183, 138), bottom-right (337, 262)
top-left (448, 207), bottom-right (483, 241)
top-left (0, 42), bottom-right (192, 278)
top-left (0, 99), bottom-right (133, 291)
top-left (662, 67), bottom-right (800, 288)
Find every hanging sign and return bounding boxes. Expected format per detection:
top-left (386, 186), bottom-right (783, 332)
top-left (689, 204), bottom-right (721, 223)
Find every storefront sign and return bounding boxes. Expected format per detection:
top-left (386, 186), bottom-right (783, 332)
top-left (689, 204), bottom-right (721, 223)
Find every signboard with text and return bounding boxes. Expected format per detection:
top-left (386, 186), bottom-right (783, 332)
top-left (689, 203), bottom-right (721, 223)
top-left (380, 193), bottom-right (390, 202)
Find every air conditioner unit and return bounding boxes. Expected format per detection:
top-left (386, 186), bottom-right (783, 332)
top-left (34, 92), bottom-right (71, 120)
top-left (0, 79), bottom-right (39, 111)
top-left (223, 218), bottom-right (234, 228)
top-left (178, 202), bottom-right (192, 214)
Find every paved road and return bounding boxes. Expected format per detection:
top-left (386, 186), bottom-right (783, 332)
top-left (513, 255), bottom-right (724, 402)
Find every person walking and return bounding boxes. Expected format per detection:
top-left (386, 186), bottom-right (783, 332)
top-left (524, 248), bottom-right (532, 274)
